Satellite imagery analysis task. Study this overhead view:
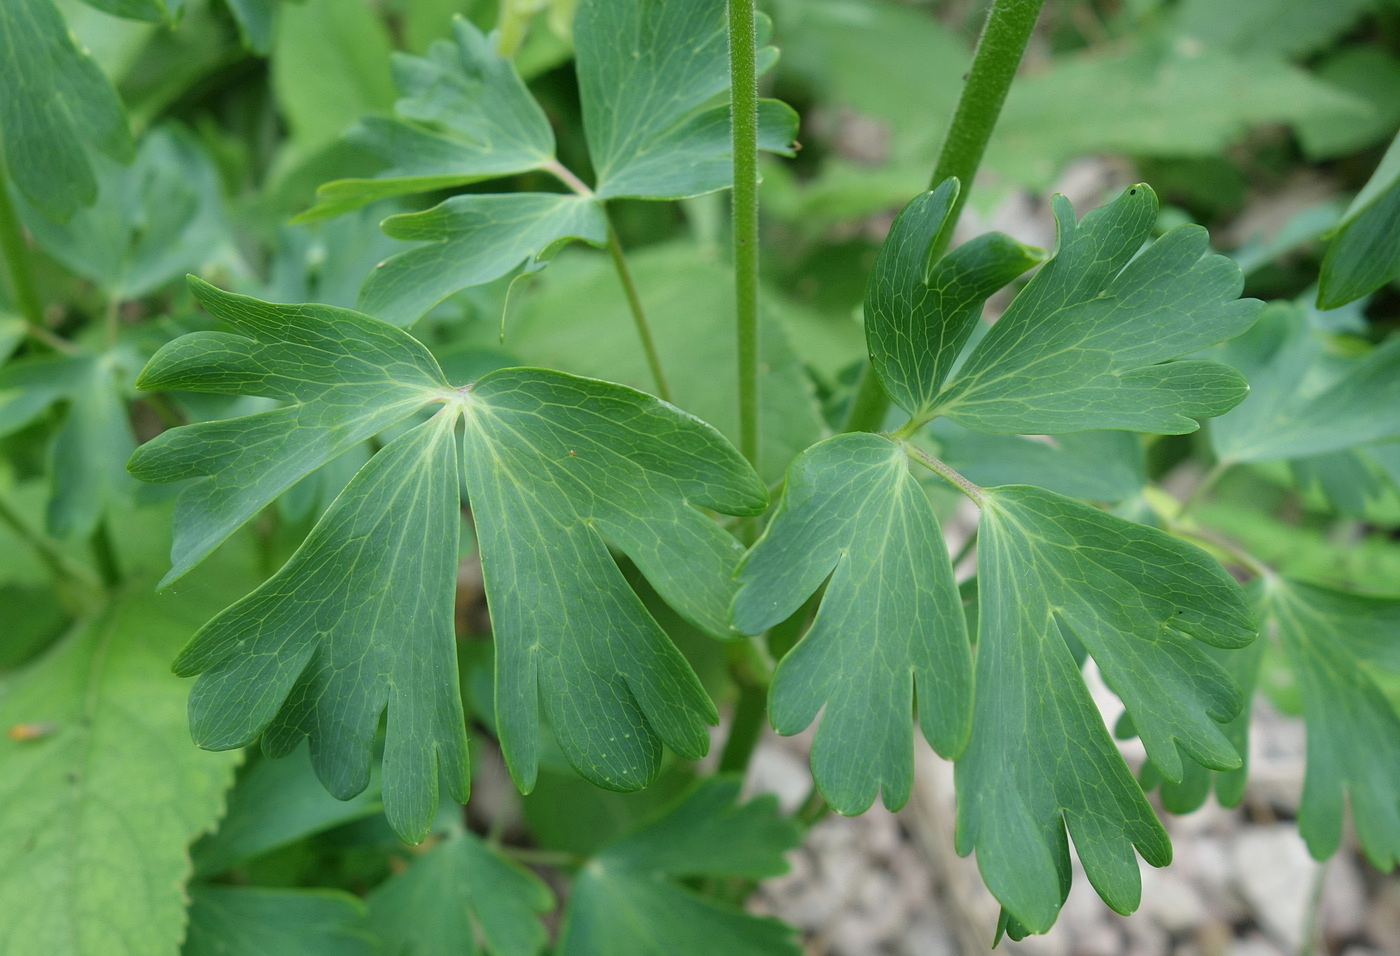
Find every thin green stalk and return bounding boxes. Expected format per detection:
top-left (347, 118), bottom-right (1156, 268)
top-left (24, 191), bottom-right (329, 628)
top-left (718, 673), bottom-right (768, 774)
top-left (905, 442), bottom-right (984, 507)
top-left (0, 163), bottom-right (46, 330)
top-left (1178, 460), bottom-right (1229, 522)
top-left (501, 846), bottom-right (586, 868)
top-left (90, 520), bottom-right (124, 589)
top-left (728, 0), bottom-right (761, 476)
top-left (795, 785), bottom-right (831, 828)
top-left (605, 222), bottom-right (672, 402)
top-left (0, 491), bottom-right (99, 596)
top-left (842, 0), bottom-right (1044, 435)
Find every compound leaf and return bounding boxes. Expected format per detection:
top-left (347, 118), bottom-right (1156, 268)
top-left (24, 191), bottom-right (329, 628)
top-left (0, 591), bottom-right (244, 956)
top-left (1210, 302), bottom-right (1400, 463)
top-left (0, 0), bottom-right (133, 221)
top-left (577, 0), bottom-right (797, 200)
top-left (366, 830), bottom-right (553, 956)
top-left (1256, 578), bottom-right (1400, 869)
top-left (303, 16), bottom-right (555, 220)
top-left (1318, 131), bottom-right (1400, 309)
top-left (557, 778), bottom-right (801, 956)
top-left (185, 887), bottom-right (376, 956)
top-left (932, 185), bottom-right (1259, 435)
top-left (866, 181), bottom-right (1042, 417)
top-left (461, 369), bottom-right (767, 794)
top-left (957, 484), bottom-right (1254, 934)
top-left (929, 422), bottom-right (1146, 504)
top-left (360, 193), bottom-right (608, 326)
top-left (732, 432), bottom-right (971, 814)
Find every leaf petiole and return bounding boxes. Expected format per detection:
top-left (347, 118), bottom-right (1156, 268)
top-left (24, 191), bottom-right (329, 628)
top-left (903, 441), bottom-right (983, 506)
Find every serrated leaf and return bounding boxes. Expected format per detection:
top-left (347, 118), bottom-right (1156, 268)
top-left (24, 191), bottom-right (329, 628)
top-left (19, 126), bottom-right (234, 301)
top-left (366, 830), bottom-right (553, 956)
top-left (0, 351), bottom-right (138, 538)
top-left (302, 16), bottom-right (554, 219)
top-left (956, 484), bottom-right (1255, 933)
top-left (0, 0), bottom-right (133, 221)
top-left (185, 886), bottom-right (376, 956)
top-left (0, 593), bottom-right (243, 956)
top-left (931, 185), bottom-right (1259, 434)
top-left (130, 282), bottom-right (766, 838)
top-left (732, 432), bottom-right (971, 813)
top-left (865, 181), bottom-right (1042, 417)
top-left (1209, 302), bottom-right (1400, 463)
top-left (928, 422), bottom-right (1146, 504)
top-left (557, 778), bottom-right (801, 956)
top-left (1318, 131), bottom-right (1400, 309)
top-left (359, 193), bottom-right (608, 326)
top-left (1256, 578), bottom-right (1400, 869)
top-left (578, 0), bottom-right (796, 199)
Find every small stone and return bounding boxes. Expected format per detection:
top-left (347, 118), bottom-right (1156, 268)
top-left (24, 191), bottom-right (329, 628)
top-left (1230, 826), bottom-right (1319, 951)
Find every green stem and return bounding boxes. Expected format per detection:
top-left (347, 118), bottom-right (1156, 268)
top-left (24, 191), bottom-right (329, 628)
top-left (904, 442), bottom-right (983, 507)
top-left (90, 520), bottom-right (124, 589)
top-left (501, 846), bottom-right (586, 868)
top-left (1178, 461), bottom-right (1229, 522)
top-left (0, 163), bottom-right (46, 330)
top-left (718, 679), bottom-right (767, 774)
top-left (728, 0), bottom-right (761, 476)
top-left (0, 491), bottom-right (99, 597)
top-left (841, 0), bottom-right (1043, 435)
top-left (949, 526), bottom-right (979, 571)
top-left (604, 221), bottom-right (672, 402)
top-left (795, 785), bottom-right (831, 828)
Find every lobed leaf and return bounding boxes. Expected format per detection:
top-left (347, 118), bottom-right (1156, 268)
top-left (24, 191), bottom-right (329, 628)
top-left (556, 778), bottom-right (801, 956)
top-left (932, 185), bottom-right (1260, 434)
top-left (1318, 130), bottom-right (1400, 309)
top-left (957, 484), bottom-right (1255, 934)
top-left (732, 432), bottom-right (971, 814)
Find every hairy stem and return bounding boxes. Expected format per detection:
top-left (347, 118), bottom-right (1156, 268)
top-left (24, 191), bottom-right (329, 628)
top-left (605, 220), bottom-right (672, 402)
top-left (842, 0), bottom-right (1043, 434)
top-left (0, 162), bottom-right (46, 331)
top-left (728, 0), bottom-right (761, 476)
top-left (905, 442), bottom-right (984, 507)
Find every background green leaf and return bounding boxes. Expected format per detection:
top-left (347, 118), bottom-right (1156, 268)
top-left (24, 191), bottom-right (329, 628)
top-left (185, 886), bottom-right (376, 956)
top-left (1317, 131), bottom-right (1400, 309)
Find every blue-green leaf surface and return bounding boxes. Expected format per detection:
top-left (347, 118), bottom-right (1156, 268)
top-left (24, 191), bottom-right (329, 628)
top-left (366, 830), bottom-right (553, 956)
top-left (185, 887), bottom-right (376, 956)
top-left (957, 484), bottom-right (1255, 933)
top-left (931, 185), bottom-right (1259, 434)
top-left (865, 181), bottom-right (1042, 417)
top-left (928, 422), bottom-right (1146, 504)
top-left (1318, 131), bottom-right (1400, 309)
top-left (732, 432), bottom-right (971, 814)
top-left (0, 0), bottom-right (133, 221)
top-left (1255, 578), bottom-right (1400, 869)
top-left (557, 778), bottom-right (801, 956)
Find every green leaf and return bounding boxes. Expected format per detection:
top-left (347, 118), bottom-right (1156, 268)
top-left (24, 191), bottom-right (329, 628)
top-left (191, 746), bottom-right (383, 878)
top-left (557, 778), bottom-right (801, 956)
top-left (0, 350), bottom-right (139, 538)
top-left (169, 410), bottom-right (469, 844)
top-left (359, 193), bottom-right (608, 326)
top-left (302, 16), bottom-right (556, 219)
top-left (1209, 302), bottom-right (1400, 463)
top-left (366, 830), bottom-right (553, 956)
top-left (0, 592), bottom-right (244, 956)
top-left (130, 282), bottom-right (766, 837)
top-left (1255, 578), bottom-right (1400, 869)
top-left (928, 422), bottom-right (1146, 504)
top-left (957, 484), bottom-right (1255, 933)
top-left (732, 432), bottom-right (971, 813)
top-left (1169, 0), bottom-right (1372, 58)
top-left (270, 0), bottom-right (396, 152)
top-left (185, 886), bottom-right (376, 956)
top-left (19, 126), bottom-right (234, 300)
top-left (865, 181), bottom-right (1042, 417)
top-left (223, 0), bottom-right (277, 53)
top-left (78, 0), bottom-right (175, 24)
top-left (577, 0), bottom-right (796, 199)
top-left (461, 368), bottom-right (766, 793)
top-left (931, 185), bottom-right (1259, 434)
top-left (0, 0), bottom-right (133, 221)
top-left (1318, 131), bottom-right (1400, 309)
top-left (128, 279), bottom-right (452, 586)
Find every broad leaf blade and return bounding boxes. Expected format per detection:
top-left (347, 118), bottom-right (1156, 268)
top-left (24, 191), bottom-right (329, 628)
top-left (958, 485), bottom-right (1254, 932)
top-left (1318, 131), bottom-right (1400, 309)
top-left (933, 185), bottom-right (1259, 434)
top-left (1257, 578), bottom-right (1400, 869)
top-left (577, 0), bottom-right (796, 199)
top-left (929, 422), bottom-right (1146, 503)
top-left (129, 278), bottom-right (451, 586)
top-left (866, 181), bottom-right (1042, 416)
top-left (185, 886), bottom-right (376, 956)
top-left (171, 411), bottom-right (469, 844)
top-left (557, 778), bottom-right (801, 956)
top-left (461, 368), bottom-right (767, 793)
top-left (302, 16), bottom-right (555, 219)
top-left (732, 432), bottom-right (971, 813)
top-left (359, 193), bottom-right (609, 326)
top-left (366, 830), bottom-right (553, 956)
top-left (0, 0), bottom-right (132, 221)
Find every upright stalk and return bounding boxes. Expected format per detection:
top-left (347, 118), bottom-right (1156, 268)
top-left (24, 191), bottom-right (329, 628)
top-left (728, 0), bottom-right (761, 476)
top-left (0, 164), bottom-right (45, 330)
top-left (842, 0), bottom-right (1044, 434)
